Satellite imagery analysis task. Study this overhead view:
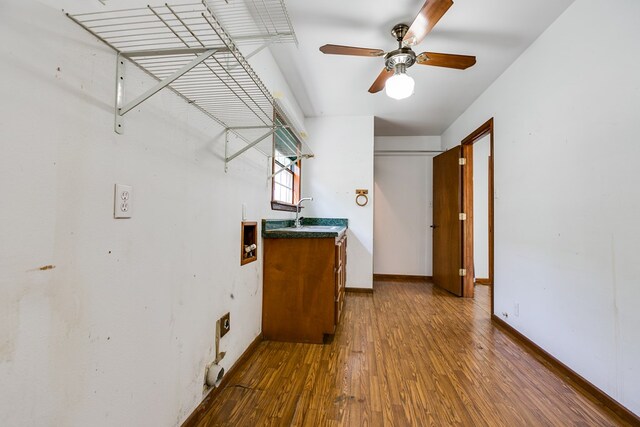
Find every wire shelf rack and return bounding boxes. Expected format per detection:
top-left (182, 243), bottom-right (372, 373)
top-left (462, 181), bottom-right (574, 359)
top-left (205, 0), bottom-right (298, 46)
top-left (66, 1), bottom-right (311, 168)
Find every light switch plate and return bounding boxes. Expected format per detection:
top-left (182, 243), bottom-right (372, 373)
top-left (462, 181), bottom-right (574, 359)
top-left (114, 184), bottom-right (132, 219)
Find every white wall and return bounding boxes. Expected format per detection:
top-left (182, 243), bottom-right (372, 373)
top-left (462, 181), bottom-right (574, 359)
top-left (0, 1), bottom-right (301, 425)
top-left (442, 0), bottom-right (640, 415)
top-left (373, 136), bottom-right (441, 276)
top-left (302, 116), bottom-right (374, 289)
top-left (473, 135), bottom-right (491, 280)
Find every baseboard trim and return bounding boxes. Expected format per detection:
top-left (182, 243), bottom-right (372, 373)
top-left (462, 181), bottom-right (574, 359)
top-left (345, 287), bottom-right (373, 294)
top-left (373, 274), bottom-right (432, 282)
top-left (491, 315), bottom-right (639, 425)
top-left (181, 333), bottom-right (263, 427)
top-left (474, 278), bottom-right (492, 285)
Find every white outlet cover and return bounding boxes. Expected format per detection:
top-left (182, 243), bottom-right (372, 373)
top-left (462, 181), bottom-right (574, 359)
top-left (114, 184), bottom-right (133, 219)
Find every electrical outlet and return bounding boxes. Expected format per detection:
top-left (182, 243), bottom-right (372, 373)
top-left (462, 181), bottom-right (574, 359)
top-left (220, 312), bottom-right (230, 338)
top-left (515, 303), bottom-right (520, 317)
top-left (114, 184), bottom-right (132, 219)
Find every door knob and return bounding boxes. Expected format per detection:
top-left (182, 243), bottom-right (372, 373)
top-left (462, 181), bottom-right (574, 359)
top-left (430, 225), bottom-right (438, 229)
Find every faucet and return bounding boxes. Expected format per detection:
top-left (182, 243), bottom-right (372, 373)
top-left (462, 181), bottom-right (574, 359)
top-left (294, 197), bottom-right (313, 228)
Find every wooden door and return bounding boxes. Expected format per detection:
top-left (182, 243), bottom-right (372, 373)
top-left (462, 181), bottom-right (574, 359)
top-left (432, 146), bottom-right (463, 296)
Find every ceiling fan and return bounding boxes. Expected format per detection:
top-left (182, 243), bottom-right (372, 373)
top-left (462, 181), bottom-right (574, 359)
top-left (319, 0), bottom-right (476, 100)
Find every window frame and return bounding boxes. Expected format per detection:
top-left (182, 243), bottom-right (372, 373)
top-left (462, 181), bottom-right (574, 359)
top-left (270, 113), bottom-right (302, 212)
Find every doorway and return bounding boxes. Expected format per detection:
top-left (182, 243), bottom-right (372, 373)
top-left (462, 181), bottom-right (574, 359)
top-left (461, 119), bottom-right (494, 313)
top-left (431, 119), bottom-right (494, 311)
top-left (472, 134), bottom-right (491, 285)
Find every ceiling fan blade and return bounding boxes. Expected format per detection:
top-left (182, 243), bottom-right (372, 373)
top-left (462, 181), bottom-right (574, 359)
top-left (369, 68), bottom-right (394, 93)
top-left (416, 52), bottom-right (476, 69)
top-left (403, 0), bottom-right (454, 46)
top-left (319, 44), bottom-right (385, 57)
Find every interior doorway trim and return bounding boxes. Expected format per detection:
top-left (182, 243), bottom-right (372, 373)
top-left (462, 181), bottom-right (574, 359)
top-left (461, 118), bottom-right (494, 314)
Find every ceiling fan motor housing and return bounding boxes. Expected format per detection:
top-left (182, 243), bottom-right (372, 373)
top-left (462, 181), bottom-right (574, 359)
top-left (385, 47), bottom-right (416, 72)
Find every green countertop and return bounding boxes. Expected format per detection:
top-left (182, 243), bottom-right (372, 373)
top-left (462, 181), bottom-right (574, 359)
top-left (262, 218), bottom-right (348, 239)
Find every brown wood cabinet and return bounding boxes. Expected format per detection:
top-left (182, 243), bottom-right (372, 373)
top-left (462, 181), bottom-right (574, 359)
top-left (263, 234), bottom-right (347, 343)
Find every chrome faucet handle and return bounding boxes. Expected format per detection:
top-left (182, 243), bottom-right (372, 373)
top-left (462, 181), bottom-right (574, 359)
top-left (294, 197), bottom-right (313, 228)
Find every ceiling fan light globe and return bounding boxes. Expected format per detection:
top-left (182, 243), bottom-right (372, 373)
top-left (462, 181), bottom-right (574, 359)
top-left (385, 73), bottom-right (415, 100)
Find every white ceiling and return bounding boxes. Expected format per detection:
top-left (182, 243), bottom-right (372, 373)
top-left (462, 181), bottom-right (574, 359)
top-left (270, 0), bottom-right (575, 136)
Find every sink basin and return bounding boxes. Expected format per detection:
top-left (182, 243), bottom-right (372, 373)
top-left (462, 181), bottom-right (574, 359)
top-left (274, 225), bottom-right (342, 232)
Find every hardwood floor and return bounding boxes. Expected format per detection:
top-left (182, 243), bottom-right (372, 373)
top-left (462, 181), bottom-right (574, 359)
top-left (189, 280), bottom-right (629, 426)
top-left (474, 283), bottom-right (491, 316)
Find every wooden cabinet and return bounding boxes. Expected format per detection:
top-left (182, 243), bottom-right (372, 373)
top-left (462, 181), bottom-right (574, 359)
top-left (263, 234), bottom-right (347, 343)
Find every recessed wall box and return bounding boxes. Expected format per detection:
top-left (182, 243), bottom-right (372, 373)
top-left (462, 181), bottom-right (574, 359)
top-left (241, 221), bottom-right (258, 265)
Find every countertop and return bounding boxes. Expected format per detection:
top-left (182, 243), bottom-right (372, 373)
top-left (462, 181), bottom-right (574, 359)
top-left (262, 218), bottom-right (348, 239)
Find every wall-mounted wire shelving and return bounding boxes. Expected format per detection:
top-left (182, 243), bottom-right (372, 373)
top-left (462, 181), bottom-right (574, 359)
top-left (206, 0), bottom-right (297, 47)
top-left (66, 1), bottom-right (312, 171)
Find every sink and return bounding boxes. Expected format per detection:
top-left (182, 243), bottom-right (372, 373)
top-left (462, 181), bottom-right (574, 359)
top-left (262, 219), bottom-right (348, 239)
top-left (274, 225), bottom-right (342, 232)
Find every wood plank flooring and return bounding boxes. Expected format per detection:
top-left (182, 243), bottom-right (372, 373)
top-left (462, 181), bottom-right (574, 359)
top-left (190, 280), bottom-right (629, 426)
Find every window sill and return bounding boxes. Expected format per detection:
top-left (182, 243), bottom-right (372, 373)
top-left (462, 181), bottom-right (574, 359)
top-left (271, 201), bottom-right (300, 212)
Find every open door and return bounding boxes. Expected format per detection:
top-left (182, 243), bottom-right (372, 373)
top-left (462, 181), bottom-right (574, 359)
top-left (432, 146), bottom-right (464, 296)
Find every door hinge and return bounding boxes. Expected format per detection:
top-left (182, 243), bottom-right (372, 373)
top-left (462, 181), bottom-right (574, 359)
top-left (459, 268), bottom-right (467, 277)
top-left (459, 158), bottom-right (467, 165)
top-left (459, 213), bottom-right (467, 221)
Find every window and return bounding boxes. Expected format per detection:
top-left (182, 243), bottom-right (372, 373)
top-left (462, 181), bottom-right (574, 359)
top-left (271, 115), bottom-right (302, 211)
top-left (273, 156), bottom-right (296, 205)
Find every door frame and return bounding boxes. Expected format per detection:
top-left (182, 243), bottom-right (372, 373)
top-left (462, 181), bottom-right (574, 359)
top-left (461, 118), bottom-right (494, 314)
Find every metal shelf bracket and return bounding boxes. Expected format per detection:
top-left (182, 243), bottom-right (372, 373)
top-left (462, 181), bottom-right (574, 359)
top-left (115, 47), bottom-right (222, 134)
top-left (268, 154), bottom-right (303, 180)
top-left (225, 127), bottom-right (277, 172)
